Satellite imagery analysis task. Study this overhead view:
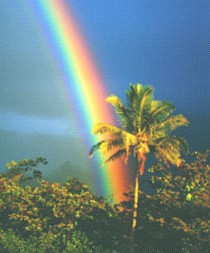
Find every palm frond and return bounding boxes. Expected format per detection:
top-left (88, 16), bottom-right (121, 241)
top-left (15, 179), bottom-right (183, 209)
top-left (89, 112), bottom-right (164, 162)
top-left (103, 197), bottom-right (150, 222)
top-left (106, 95), bottom-right (133, 130)
top-left (156, 136), bottom-right (188, 151)
top-left (106, 138), bottom-right (125, 151)
top-left (90, 123), bottom-right (137, 162)
top-left (173, 136), bottom-right (189, 153)
top-left (155, 136), bottom-right (188, 167)
top-left (126, 84), bottom-right (154, 131)
top-left (150, 100), bottom-right (175, 122)
top-left (154, 114), bottom-right (189, 133)
top-left (126, 83), bottom-right (144, 111)
top-left (96, 138), bottom-right (125, 155)
top-left (92, 123), bottom-right (136, 143)
top-left (89, 140), bottom-right (105, 157)
top-left (92, 123), bottom-right (123, 135)
top-left (106, 95), bottom-right (124, 108)
top-left (103, 149), bottom-right (127, 164)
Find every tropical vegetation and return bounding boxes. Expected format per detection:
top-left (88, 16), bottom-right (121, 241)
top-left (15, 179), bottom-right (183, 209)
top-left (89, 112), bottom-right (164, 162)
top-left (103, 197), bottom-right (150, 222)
top-left (0, 150), bottom-right (209, 252)
top-left (0, 84), bottom-right (209, 252)
top-left (0, 160), bottom-right (118, 252)
top-left (119, 149), bottom-right (210, 252)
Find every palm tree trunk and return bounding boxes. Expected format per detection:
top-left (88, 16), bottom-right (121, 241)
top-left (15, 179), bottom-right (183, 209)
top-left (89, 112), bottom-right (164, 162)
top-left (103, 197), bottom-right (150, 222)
top-left (131, 157), bottom-right (140, 253)
top-left (131, 154), bottom-right (146, 253)
top-left (132, 169), bottom-right (139, 231)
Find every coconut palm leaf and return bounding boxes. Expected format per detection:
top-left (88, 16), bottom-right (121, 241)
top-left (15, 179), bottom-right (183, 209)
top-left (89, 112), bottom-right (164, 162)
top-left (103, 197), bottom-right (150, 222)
top-left (103, 149), bottom-right (127, 165)
top-left (155, 136), bottom-right (188, 166)
top-left (92, 123), bottom-right (123, 135)
top-left (154, 114), bottom-right (189, 133)
top-left (92, 123), bottom-right (137, 158)
top-left (89, 140), bottom-right (106, 157)
top-left (106, 95), bottom-right (133, 130)
top-left (150, 100), bottom-right (175, 121)
top-left (126, 84), bottom-right (154, 131)
top-left (92, 123), bottom-right (136, 143)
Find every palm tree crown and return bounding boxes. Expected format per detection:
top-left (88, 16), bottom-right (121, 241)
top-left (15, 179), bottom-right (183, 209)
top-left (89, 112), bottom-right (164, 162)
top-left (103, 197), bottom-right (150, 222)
top-left (90, 83), bottom-right (188, 175)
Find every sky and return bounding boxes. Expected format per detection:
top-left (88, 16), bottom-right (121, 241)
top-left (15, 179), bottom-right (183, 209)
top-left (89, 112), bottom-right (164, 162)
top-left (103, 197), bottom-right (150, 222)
top-left (1, 1), bottom-right (210, 194)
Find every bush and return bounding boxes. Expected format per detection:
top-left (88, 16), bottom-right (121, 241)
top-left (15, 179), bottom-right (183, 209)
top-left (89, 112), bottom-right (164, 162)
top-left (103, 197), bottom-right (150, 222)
top-left (0, 228), bottom-right (112, 253)
top-left (0, 168), bottom-right (117, 252)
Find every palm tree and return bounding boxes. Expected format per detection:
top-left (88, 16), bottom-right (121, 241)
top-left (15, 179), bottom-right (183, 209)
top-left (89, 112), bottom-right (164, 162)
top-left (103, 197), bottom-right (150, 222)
top-left (90, 83), bottom-right (188, 251)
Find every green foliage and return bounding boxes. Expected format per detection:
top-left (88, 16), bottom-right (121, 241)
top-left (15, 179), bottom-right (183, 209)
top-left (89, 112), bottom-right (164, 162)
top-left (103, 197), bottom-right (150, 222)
top-left (0, 170), bottom-right (117, 252)
top-left (0, 228), bottom-right (110, 253)
top-left (0, 228), bottom-right (39, 253)
top-left (1, 150), bottom-right (209, 252)
top-left (119, 150), bottom-right (210, 252)
top-left (6, 157), bottom-right (48, 184)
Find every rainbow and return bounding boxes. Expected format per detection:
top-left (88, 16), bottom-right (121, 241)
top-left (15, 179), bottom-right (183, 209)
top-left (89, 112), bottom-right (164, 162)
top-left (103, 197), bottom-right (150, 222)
top-left (31, 0), bottom-right (131, 202)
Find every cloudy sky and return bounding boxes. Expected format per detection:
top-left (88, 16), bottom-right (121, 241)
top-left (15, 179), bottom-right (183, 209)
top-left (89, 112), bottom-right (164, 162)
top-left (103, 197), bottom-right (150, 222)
top-left (1, 1), bottom-right (210, 191)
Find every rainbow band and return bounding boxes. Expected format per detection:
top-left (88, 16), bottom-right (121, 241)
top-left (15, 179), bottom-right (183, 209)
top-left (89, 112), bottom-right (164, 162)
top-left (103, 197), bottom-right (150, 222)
top-left (31, 0), bottom-right (130, 201)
